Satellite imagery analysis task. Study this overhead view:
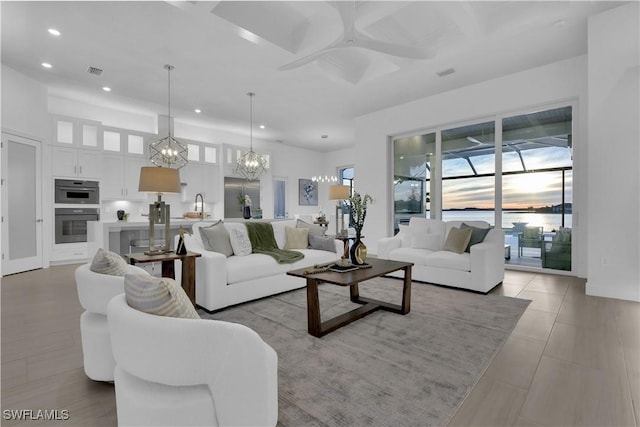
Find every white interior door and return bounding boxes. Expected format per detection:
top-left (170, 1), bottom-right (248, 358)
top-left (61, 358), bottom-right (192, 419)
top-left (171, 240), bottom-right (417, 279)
top-left (1, 132), bottom-right (43, 275)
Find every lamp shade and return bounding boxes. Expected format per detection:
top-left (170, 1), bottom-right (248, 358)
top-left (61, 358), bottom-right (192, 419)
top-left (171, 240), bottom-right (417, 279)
top-left (328, 185), bottom-right (350, 200)
top-left (138, 166), bottom-right (181, 193)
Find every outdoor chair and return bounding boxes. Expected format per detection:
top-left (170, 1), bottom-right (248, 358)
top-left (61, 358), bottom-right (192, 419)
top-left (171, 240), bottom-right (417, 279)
top-left (542, 227), bottom-right (572, 271)
top-left (518, 225), bottom-right (543, 257)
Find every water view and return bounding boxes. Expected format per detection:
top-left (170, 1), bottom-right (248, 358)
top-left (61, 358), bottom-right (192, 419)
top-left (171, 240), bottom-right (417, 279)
top-left (441, 211), bottom-right (572, 233)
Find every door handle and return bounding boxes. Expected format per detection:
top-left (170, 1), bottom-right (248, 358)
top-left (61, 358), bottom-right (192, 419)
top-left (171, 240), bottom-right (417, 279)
top-left (36, 219), bottom-right (43, 223)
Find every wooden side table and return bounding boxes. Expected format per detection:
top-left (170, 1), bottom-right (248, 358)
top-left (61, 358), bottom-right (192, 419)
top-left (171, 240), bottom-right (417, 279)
top-left (125, 251), bottom-right (201, 307)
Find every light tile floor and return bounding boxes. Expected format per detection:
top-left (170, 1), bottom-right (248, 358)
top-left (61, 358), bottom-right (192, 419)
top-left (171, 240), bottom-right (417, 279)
top-left (1, 266), bottom-right (638, 426)
top-left (448, 270), bottom-right (640, 427)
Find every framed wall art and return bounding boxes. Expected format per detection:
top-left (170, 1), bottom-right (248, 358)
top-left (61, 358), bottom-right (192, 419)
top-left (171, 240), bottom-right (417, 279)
top-left (298, 179), bottom-right (318, 206)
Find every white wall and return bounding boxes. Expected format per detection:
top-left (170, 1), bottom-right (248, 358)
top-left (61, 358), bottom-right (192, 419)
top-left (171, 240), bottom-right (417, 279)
top-left (1, 65), bottom-right (49, 138)
top-left (586, 3), bottom-right (640, 302)
top-left (353, 56), bottom-right (589, 278)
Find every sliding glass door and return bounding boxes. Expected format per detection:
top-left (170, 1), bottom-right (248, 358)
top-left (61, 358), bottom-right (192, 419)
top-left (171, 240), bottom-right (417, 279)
top-left (502, 106), bottom-right (573, 269)
top-left (391, 104), bottom-right (574, 272)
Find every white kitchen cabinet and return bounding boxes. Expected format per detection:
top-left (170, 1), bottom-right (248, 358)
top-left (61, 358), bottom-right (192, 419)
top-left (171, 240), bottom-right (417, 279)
top-left (181, 163), bottom-right (219, 203)
top-left (101, 153), bottom-right (148, 201)
top-left (52, 115), bottom-right (101, 148)
top-left (52, 146), bottom-right (102, 179)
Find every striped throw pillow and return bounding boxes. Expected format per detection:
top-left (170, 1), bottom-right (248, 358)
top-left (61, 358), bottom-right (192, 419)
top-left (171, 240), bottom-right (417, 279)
top-left (124, 274), bottom-right (200, 319)
top-left (90, 248), bottom-right (128, 276)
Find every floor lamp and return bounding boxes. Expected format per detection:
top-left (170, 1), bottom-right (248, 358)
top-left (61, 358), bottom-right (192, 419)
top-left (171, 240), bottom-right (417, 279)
top-left (138, 166), bottom-right (182, 255)
top-left (329, 184), bottom-right (350, 236)
top-left (329, 184), bottom-right (351, 265)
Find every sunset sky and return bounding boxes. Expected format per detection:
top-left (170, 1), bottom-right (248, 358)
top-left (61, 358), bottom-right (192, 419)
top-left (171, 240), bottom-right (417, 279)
top-left (395, 146), bottom-right (573, 210)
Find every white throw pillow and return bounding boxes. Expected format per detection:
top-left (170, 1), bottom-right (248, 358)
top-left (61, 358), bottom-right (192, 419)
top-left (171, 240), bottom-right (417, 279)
top-left (397, 224), bottom-right (412, 247)
top-left (411, 233), bottom-right (443, 251)
top-left (229, 227), bottom-right (252, 256)
top-left (90, 248), bottom-right (128, 276)
top-left (124, 274), bottom-right (200, 319)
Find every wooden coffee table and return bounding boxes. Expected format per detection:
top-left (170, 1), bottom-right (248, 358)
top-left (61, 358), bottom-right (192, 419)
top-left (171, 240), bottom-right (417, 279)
top-left (287, 258), bottom-right (413, 337)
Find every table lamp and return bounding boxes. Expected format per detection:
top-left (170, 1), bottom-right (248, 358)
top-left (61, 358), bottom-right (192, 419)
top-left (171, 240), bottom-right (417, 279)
top-left (138, 166), bottom-right (181, 255)
top-left (329, 184), bottom-right (350, 237)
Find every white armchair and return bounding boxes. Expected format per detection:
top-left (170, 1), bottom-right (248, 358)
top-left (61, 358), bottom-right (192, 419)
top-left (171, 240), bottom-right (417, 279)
top-left (107, 294), bottom-right (278, 427)
top-left (75, 263), bottom-right (149, 381)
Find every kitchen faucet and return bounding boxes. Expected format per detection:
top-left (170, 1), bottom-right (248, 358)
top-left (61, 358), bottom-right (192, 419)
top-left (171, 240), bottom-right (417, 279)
top-left (194, 193), bottom-right (204, 218)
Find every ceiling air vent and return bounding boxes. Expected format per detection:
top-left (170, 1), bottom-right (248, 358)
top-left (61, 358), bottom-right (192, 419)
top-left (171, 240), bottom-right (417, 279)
top-left (86, 66), bottom-right (103, 76)
top-left (436, 68), bottom-right (455, 77)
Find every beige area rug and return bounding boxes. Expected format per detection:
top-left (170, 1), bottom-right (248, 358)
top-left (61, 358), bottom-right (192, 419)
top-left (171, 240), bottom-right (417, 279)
top-left (199, 278), bottom-right (530, 427)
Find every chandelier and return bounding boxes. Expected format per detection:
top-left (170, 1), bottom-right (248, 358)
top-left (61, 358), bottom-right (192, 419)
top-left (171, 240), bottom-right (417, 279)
top-left (234, 92), bottom-right (267, 181)
top-left (312, 175), bottom-right (338, 183)
top-left (150, 64), bottom-right (188, 169)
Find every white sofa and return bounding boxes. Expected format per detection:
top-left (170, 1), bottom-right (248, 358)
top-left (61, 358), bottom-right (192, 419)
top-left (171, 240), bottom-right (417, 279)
top-left (178, 220), bottom-right (342, 312)
top-left (108, 294), bottom-right (278, 426)
top-left (377, 218), bottom-right (504, 293)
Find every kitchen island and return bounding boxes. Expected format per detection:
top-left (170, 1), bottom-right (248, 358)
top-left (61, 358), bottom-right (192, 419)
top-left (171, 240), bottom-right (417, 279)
top-left (87, 219), bottom-right (206, 259)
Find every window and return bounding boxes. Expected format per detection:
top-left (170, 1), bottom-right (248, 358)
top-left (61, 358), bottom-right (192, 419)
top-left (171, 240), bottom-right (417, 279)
top-left (441, 121), bottom-right (495, 224)
top-left (392, 133), bottom-right (435, 233)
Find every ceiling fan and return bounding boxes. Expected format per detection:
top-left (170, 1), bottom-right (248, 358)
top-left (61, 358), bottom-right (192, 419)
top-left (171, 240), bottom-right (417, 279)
top-left (278, 1), bottom-right (434, 71)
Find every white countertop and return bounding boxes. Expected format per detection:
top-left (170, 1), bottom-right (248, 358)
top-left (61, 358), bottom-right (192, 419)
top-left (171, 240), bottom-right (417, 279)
top-left (92, 219), bottom-right (206, 230)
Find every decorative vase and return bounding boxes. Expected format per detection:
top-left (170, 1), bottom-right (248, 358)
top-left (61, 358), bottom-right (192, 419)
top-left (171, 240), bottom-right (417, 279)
top-left (350, 233), bottom-right (367, 265)
top-left (243, 205), bottom-right (252, 219)
top-left (176, 236), bottom-right (187, 255)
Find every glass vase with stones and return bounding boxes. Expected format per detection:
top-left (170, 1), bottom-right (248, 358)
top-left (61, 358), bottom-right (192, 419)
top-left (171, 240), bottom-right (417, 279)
top-left (350, 230), bottom-right (367, 265)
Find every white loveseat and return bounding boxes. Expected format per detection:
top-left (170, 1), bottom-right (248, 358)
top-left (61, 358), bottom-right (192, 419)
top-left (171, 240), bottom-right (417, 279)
top-left (377, 218), bottom-right (504, 293)
top-left (178, 220), bottom-right (342, 312)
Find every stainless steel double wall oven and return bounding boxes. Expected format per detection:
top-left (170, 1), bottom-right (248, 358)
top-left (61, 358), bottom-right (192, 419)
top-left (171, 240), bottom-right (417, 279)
top-left (54, 179), bottom-right (100, 244)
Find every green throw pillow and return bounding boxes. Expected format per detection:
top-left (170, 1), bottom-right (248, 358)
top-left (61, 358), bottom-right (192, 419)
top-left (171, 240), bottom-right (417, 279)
top-left (90, 248), bottom-right (128, 276)
top-left (461, 223), bottom-right (491, 253)
top-left (443, 227), bottom-right (473, 254)
top-left (124, 274), bottom-right (200, 319)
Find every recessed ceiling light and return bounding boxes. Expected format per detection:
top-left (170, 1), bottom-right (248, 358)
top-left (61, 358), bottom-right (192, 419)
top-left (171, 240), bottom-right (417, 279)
top-left (238, 28), bottom-right (262, 45)
top-left (102, 87), bottom-right (111, 92)
top-left (194, 109), bottom-right (201, 114)
top-left (41, 62), bottom-right (52, 68)
top-left (436, 68), bottom-right (455, 77)
top-left (48, 28), bottom-right (61, 36)
top-left (259, 124), bottom-right (265, 129)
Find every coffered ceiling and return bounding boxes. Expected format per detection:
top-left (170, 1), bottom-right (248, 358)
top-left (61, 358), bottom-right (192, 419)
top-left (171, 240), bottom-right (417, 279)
top-left (0, 1), bottom-right (626, 152)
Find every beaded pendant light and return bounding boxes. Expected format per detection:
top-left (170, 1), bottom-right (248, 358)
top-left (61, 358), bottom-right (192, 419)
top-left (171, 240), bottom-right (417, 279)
top-left (150, 64), bottom-right (188, 169)
top-left (234, 92), bottom-right (267, 181)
